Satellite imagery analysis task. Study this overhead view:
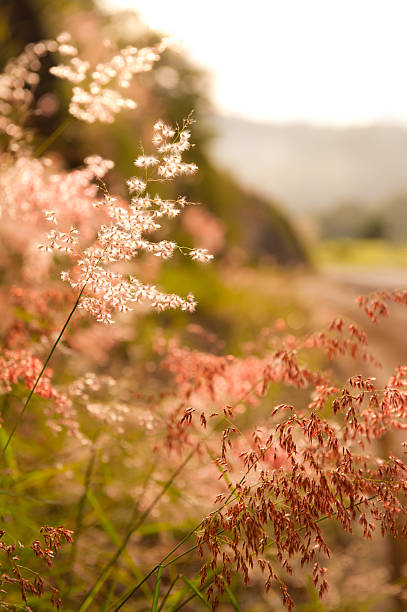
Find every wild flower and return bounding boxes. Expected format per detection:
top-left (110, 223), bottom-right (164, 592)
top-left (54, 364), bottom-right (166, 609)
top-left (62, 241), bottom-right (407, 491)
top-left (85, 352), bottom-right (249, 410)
top-left (50, 33), bottom-right (169, 124)
top-left (0, 31), bottom-right (169, 153)
top-left (0, 39), bottom-right (58, 150)
top-left (0, 527), bottom-right (72, 610)
top-left (189, 248), bottom-right (214, 263)
top-left (36, 116), bottom-right (210, 324)
top-left (139, 312), bottom-right (406, 611)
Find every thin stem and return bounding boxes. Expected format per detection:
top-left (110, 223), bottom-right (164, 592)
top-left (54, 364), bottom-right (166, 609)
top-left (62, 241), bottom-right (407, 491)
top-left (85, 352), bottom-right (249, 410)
top-left (107, 442), bottom-right (275, 610)
top-left (78, 448), bottom-right (197, 612)
top-left (110, 443), bottom-right (378, 611)
top-left (2, 283), bottom-right (86, 454)
top-left (170, 577), bottom-right (215, 612)
top-left (162, 544), bottom-right (199, 569)
top-left (2, 229), bottom-right (113, 455)
top-left (162, 440), bottom-right (274, 567)
top-left (111, 565), bottom-right (160, 612)
top-left (33, 116), bottom-right (71, 158)
top-left (156, 574), bottom-right (180, 612)
top-left (66, 445), bottom-right (97, 589)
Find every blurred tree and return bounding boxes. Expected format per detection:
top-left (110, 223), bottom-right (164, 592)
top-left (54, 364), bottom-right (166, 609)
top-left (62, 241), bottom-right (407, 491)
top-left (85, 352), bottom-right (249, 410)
top-left (382, 194), bottom-right (407, 243)
top-left (0, 0), bottom-right (308, 265)
top-left (319, 195), bottom-right (407, 244)
top-left (360, 215), bottom-right (386, 240)
top-left (319, 202), bottom-right (374, 240)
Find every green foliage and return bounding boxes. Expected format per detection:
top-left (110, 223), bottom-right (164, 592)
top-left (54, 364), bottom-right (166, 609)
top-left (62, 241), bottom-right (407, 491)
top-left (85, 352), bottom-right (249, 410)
top-left (315, 239), bottom-right (407, 267)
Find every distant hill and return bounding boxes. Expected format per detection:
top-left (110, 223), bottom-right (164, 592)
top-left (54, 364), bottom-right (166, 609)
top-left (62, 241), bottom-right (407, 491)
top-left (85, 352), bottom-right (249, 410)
top-left (209, 116), bottom-right (407, 212)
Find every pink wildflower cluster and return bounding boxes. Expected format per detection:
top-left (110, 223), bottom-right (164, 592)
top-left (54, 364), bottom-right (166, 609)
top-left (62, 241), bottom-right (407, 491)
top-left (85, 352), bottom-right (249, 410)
top-left (0, 349), bottom-right (58, 397)
top-left (0, 38), bottom-right (58, 148)
top-left (0, 347), bottom-right (86, 439)
top-left (356, 288), bottom-right (407, 323)
top-left (0, 155), bottom-right (116, 294)
top-left (36, 117), bottom-right (212, 324)
top-left (0, 30), bottom-right (169, 152)
top-left (50, 32), bottom-right (169, 123)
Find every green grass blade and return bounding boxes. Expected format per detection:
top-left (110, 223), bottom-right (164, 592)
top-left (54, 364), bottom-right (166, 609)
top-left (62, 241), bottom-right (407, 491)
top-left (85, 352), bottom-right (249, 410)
top-left (180, 575), bottom-right (211, 609)
top-left (156, 574), bottom-right (180, 612)
top-left (86, 490), bottom-right (121, 546)
top-left (223, 582), bottom-right (241, 611)
top-left (80, 449), bottom-right (196, 612)
top-left (0, 425), bottom-right (19, 479)
top-left (161, 582), bottom-right (191, 612)
top-left (66, 448), bottom-right (96, 592)
top-left (151, 566), bottom-right (162, 611)
top-left (85, 490), bottom-right (152, 598)
top-left (169, 571), bottom-right (217, 612)
top-left (101, 580), bottom-right (118, 612)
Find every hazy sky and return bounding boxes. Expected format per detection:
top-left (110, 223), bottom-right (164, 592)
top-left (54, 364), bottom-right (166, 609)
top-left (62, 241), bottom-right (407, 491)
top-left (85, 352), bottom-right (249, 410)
top-left (102, 0), bottom-right (407, 126)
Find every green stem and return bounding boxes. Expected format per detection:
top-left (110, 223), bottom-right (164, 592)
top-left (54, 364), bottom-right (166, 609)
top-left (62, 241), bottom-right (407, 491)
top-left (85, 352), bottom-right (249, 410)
top-left (112, 475), bottom-right (378, 610)
top-left (112, 565), bottom-right (160, 612)
top-left (169, 573), bottom-right (219, 612)
top-left (151, 565), bottom-right (163, 611)
top-left (66, 446), bottom-right (97, 590)
top-left (156, 574), bottom-right (180, 612)
top-left (78, 448), bottom-right (197, 612)
top-left (33, 117), bottom-right (71, 158)
top-left (107, 442), bottom-right (273, 609)
top-left (2, 284), bottom-right (86, 455)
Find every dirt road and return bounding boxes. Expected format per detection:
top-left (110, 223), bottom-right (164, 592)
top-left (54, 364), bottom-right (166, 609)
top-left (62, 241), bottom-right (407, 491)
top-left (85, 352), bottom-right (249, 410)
top-left (297, 265), bottom-right (407, 377)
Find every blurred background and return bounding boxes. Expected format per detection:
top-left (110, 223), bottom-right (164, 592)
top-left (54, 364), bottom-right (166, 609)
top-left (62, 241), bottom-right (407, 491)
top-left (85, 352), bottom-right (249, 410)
top-left (1, 1), bottom-right (406, 610)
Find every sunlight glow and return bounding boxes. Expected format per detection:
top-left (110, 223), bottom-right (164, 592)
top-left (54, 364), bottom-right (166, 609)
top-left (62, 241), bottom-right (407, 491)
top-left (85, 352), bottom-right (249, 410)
top-left (100, 0), bottom-right (407, 126)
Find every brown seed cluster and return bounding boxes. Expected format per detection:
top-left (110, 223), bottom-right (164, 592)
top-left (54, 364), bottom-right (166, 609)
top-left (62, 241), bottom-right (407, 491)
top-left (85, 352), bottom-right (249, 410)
top-left (153, 312), bottom-right (407, 610)
top-left (0, 527), bottom-right (73, 610)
